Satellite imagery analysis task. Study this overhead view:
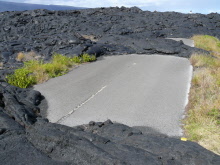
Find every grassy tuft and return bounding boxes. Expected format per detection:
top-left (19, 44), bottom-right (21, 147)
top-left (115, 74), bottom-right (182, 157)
top-left (81, 53), bottom-right (96, 62)
top-left (16, 52), bottom-right (25, 61)
top-left (7, 68), bottom-right (36, 88)
top-left (192, 35), bottom-right (220, 58)
top-left (71, 56), bottom-right (82, 63)
top-left (52, 53), bottom-right (73, 67)
top-left (7, 53), bottom-right (96, 88)
top-left (190, 53), bottom-right (220, 68)
top-left (184, 36), bottom-right (220, 155)
top-left (16, 51), bottom-right (39, 62)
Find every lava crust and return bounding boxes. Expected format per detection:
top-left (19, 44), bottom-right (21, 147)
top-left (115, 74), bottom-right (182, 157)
top-left (0, 7), bottom-right (220, 164)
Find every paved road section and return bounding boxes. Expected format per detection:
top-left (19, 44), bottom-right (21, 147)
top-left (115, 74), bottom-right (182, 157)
top-left (167, 38), bottom-right (194, 47)
top-left (34, 54), bottom-right (193, 137)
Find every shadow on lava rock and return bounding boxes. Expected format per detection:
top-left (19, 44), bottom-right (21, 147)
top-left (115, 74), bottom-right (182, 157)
top-left (133, 125), bottom-right (168, 137)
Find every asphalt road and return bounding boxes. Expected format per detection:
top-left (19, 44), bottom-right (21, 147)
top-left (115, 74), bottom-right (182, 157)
top-left (34, 53), bottom-right (193, 137)
top-left (167, 38), bottom-right (194, 47)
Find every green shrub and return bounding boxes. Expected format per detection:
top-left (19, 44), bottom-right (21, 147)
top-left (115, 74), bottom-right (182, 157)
top-left (52, 53), bottom-right (73, 67)
top-left (81, 54), bottom-right (96, 62)
top-left (90, 55), bottom-right (96, 61)
top-left (6, 53), bottom-right (96, 88)
top-left (42, 63), bottom-right (68, 78)
top-left (70, 56), bottom-right (82, 63)
top-left (7, 68), bottom-right (36, 88)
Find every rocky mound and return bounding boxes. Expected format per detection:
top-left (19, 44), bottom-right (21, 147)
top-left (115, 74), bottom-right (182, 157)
top-left (0, 82), bottom-right (220, 164)
top-left (0, 7), bottom-right (215, 70)
top-left (0, 7), bottom-right (220, 164)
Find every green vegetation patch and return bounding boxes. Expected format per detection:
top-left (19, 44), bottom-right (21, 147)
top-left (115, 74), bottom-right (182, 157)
top-left (7, 67), bottom-right (36, 88)
top-left (184, 35), bottom-right (220, 155)
top-left (6, 53), bottom-right (96, 88)
top-left (192, 35), bottom-right (220, 58)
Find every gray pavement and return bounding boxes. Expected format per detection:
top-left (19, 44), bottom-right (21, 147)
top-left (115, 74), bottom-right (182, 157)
top-left (167, 38), bottom-right (194, 47)
top-left (34, 54), bottom-right (193, 137)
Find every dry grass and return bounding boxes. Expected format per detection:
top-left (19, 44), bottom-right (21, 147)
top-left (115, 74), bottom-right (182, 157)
top-left (191, 35), bottom-right (220, 58)
top-left (82, 34), bottom-right (99, 42)
top-left (184, 47), bottom-right (220, 154)
top-left (16, 52), bottom-right (25, 61)
top-left (16, 51), bottom-right (40, 62)
top-left (190, 54), bottom-right (220, 68)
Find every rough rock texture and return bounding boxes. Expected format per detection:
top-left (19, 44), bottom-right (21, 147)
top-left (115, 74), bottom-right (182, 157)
top-left (0, 82), bottom-right (220, 164)
top-left (0, 7), bottom-right (215, 70)
top-left (0, 7), bottom-right (220, 164)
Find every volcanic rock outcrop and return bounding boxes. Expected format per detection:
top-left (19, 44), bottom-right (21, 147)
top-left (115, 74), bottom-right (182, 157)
top-left (0, 82), bottom-right (220, 164)
top-left (0, 7), bottom-right (217, 69)
top-left (0, 7), bottom-right (220, 164)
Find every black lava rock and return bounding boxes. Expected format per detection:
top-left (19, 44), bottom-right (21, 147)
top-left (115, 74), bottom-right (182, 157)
top-left (0, 82), bottom-right (220, 164)
top-left (0, 7), bottom-right (218, 69)
top-left (0, 7), bottom-right (220, 164)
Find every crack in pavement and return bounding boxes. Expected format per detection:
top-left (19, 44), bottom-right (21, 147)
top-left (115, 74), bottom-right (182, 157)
top-left (56, 85), bottom-right (107, 124)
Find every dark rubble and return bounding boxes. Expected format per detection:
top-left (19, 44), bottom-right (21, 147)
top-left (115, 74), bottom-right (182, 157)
top-left (0, 7), bottom-right (220, 164)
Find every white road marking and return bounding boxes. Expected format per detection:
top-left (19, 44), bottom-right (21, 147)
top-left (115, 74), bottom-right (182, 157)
top-left (56, 85), bottom-right (107, 124)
